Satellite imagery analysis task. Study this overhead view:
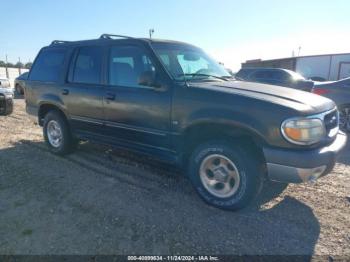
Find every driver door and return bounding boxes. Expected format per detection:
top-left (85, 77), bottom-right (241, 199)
top-left (103, 43), bottom-right (173, 151)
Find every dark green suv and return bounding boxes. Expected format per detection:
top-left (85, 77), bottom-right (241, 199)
top-left (25, 34), bottom-right (347, 210)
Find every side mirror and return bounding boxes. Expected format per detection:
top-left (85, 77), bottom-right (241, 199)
top-left (138, 71), bottom-right (160, 88)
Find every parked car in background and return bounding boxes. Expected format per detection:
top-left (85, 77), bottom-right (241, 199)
top-left (0, 77), bottom-right (14, 115)
top-left (25, 34), bottom-right (346, 210)
top-left (312, 77), bottom-right (350, 133)
top-left (236, 68), bottom-right (314, 91)
top-left (15, 72), bottom-right (29, 95)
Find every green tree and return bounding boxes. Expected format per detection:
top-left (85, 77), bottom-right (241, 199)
top-left (6, 62), bottom-right (14, 67)
top-left (0, 60), bottom-right (5, 67)
top-left (15, 62), bottom-right (24, 68)
top-left (24, 62), bottom-right (33, 69)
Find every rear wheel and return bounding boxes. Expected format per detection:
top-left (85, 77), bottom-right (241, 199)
top-left (188, 141), bottom-right (264, 210)
top-left (339, 105), bottom-right (350, 133)
top-left (43, 111), bottom-right (76, 155)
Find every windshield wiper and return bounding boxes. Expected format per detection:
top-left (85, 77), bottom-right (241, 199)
top-left (179, 73), bottom-right (229, 81)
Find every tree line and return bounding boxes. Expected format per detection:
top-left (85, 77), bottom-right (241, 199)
top-left (0, 60), bottom-right (33, 69)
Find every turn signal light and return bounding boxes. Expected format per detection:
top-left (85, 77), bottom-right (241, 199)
top-left (312, 88), bottom-right (330, 95)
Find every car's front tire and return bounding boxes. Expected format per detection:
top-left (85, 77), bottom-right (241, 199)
top-left (43, 110), bottom-right (76, 155)
top-left (339, 105), bottom-right (350, 133)
top-left (15, 84), bottom-right (23, 95)
top-left (188, 141), bottom-right (263, 210)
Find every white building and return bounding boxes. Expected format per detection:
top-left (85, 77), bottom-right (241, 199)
top-left (242, 53), bottom-right (350, 81)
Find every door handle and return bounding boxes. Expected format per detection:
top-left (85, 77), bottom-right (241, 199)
top-left (62, 89), bottom-right (69, 95)
top-left (105, 92), bottom-right (116, 101)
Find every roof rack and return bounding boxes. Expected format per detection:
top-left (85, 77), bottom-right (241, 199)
top-left (100, 34), bottom-right (134, 40)
top-left (51, 40), bottom-right (71, 45)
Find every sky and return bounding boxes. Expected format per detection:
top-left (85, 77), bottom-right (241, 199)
top-left (1, 0), bottom-right (349, 71)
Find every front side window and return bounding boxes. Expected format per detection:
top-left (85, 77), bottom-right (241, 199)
top-left (29, 48), bottom-right (66, 82)
top-left (72, 46), bottom-right (102, 84)
top-left (151, 43), bottom-right (230, 81)
top-left (109, 45), bottom-right (156, 87)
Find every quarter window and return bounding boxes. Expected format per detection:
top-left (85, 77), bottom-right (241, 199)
top-left (72, 46), bottom-right (102, 84)
top-left (29, 48), bottom-right (66, 82)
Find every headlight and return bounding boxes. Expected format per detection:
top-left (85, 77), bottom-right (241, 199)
top-left (281, 118), bottom-right (325, 145)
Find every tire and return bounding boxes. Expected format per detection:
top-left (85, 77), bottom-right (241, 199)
top-left (188, 140), bottom-right (264, 210)
top-left (43, 110), bottom-right (76, 155)
top-left (15, 84), bottom-right (23, 95)
top-left (339, 105), bottom-right (350, 133)
top-left (0, 97), bottom-right (13, 116)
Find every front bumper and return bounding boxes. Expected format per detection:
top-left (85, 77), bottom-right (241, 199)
top-left (0, 95), bottom-right (13, 115)
top-left (263, 131), bottom-right (347, 183)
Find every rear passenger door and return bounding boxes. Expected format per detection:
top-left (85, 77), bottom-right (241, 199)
top-left (63, 46), bottom-right (105, 134)
top-left (103, 43), bottom-right (172, 151)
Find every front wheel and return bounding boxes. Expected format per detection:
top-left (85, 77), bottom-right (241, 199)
top-left (43, 111), bottom-right (76, 155)
top-left (188, 141), bottom-right (264, 210)
top-left (339, 106), bottom-right (350, 133)
top-left (15, 84), bottom-right (23, 95)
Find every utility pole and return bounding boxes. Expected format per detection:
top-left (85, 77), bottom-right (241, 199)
top-left (18, 57), bottom-right (21, 73)
top-left (149, 28), bottom-right (154, 39)
top-left (298, 46), bottom-right (302, 56)
top-left (5, 54), bottom-right (9, 79)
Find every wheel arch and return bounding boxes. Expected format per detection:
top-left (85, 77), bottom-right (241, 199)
top-left (181, 121), bottom-right (267, 167)
top-left (38, 102), bottom-right (69, 126)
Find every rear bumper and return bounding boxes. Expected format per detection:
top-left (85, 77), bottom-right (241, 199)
top-left (263, 132), bottom-right (347, 183)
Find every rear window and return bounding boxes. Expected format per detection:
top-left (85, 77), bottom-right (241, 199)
top-left (29, 48), bottom-right (66, 82)
top-left (71, 46), bottom-right (102, 84)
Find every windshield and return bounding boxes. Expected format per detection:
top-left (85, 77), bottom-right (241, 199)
top-left (151, 43), bottom-right (231, 81)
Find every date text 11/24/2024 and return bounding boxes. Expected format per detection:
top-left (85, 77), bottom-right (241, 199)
top-left (127, 255), bottom-right (219, 261)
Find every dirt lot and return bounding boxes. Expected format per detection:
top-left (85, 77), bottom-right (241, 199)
top-left (0, 98), bottom-right (349, 256)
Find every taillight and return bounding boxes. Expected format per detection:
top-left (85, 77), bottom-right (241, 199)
top-left (312, 88), bottom-right (330, 95)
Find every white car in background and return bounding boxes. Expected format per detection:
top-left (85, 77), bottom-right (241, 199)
top-left (0, 77), bottom-right (14, 115)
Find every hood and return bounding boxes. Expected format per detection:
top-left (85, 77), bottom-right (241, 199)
top-left (189, 80), bottom-right (335, 114)
top-left (0, 87), bottom-right (14, 98)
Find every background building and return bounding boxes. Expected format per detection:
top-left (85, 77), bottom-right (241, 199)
top-left (242, 53), bottom-right (350, 81)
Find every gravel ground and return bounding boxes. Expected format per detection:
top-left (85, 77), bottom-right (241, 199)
top-left (0, 98), bottom-right (349, 256)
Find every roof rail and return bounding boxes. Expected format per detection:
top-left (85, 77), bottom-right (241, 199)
top-left (51, 40), bottom-right (71, 45)
top-left (100, 34), bottom-right (134, 40)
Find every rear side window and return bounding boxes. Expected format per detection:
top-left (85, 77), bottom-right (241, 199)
top-left (271, 71), bottom-right (288, 81)
top-left (29, 49), bottom-right (66, 82)
top-left (251, 70), bottom-right (272, 80)
top-left (71, 46), bottom-right (102, 84)
top-left (236, 69), bottom-right (252, 79)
